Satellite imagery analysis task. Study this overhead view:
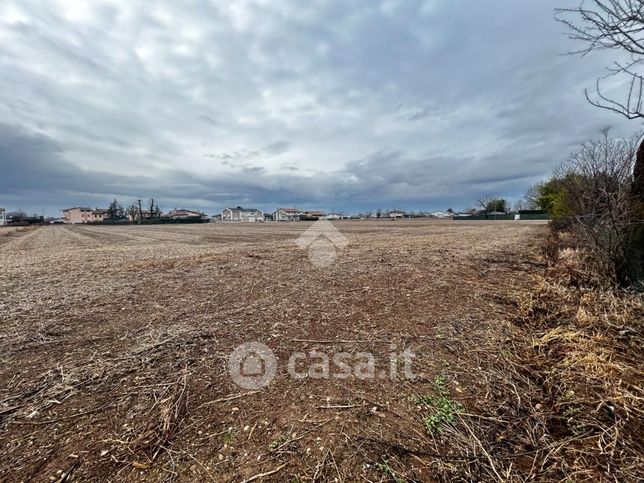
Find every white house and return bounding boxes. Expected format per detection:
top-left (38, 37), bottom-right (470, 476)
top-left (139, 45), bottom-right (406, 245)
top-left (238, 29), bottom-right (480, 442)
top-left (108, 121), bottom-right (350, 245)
top-left (387, 210), bottom-right (405, 219)
top-left (274, 208), bottom-right (304, 221)
top-left (222, 206), bottom-right (264, 222)
top-left (325, 212), bottom-right (344, 220)
top-left (429, 210), bottom-right (452, 219)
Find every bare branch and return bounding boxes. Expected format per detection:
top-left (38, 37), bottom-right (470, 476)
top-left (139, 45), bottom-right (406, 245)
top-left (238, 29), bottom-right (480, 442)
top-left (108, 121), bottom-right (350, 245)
top-left (557, 0), bottom-right (644, 119)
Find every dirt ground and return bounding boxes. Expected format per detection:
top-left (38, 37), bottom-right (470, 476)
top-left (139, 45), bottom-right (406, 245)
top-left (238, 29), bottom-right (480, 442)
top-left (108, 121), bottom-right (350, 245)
top-left (0, 220), bottom-right (548, 482)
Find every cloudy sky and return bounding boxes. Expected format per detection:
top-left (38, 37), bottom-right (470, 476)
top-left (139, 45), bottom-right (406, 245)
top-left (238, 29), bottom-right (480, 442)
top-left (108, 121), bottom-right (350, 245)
top-left (0, 0), bottom-right (637, 216)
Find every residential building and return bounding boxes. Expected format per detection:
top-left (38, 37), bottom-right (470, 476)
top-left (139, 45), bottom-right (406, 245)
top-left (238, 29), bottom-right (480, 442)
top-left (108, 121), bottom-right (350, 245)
top-left (127, 209), bottom-right (156, 222)
top-left (62, 207), bottom-right (108, 224)
top-left (304, 210), bottom-right (326, 219)
top-left (0, 208), bottom-right (5, 226)
top-left (166, 209), bottom-right (205, 219)
top-left (222, 206), bottom-right (264, 222)
top-left (274, 208), bottom-right (304, 221)
top-left (429, 210), bottom-right (452, 219)
top-left (325, 212), bottom-right (344, 220)
top-left (387, 210), bottom-right (405, 218)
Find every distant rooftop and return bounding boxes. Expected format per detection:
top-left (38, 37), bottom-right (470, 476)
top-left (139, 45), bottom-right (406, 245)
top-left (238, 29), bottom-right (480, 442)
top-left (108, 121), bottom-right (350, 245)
top-left (226, 206), bottom-right (261, 212)
top-left (276, 207), bottom-right (301, 213)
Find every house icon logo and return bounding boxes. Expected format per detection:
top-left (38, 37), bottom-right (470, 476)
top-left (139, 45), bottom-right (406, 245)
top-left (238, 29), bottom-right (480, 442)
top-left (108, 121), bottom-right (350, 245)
top-left (228, 342), bottom-right (277, 390)
top-left (296, 219), bottom-right (349, 267)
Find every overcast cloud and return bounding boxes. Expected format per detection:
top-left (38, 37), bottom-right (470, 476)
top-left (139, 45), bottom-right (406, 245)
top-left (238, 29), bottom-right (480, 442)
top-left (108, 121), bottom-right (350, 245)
top-left (0, 0), bottom-right (637, 216)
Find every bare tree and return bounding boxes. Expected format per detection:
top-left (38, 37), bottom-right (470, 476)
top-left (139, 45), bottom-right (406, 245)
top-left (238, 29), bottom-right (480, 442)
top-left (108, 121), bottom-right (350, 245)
top-left (477, 195), bottom-right (507, 216)
top-left (556, 0), bottom-right (644, 119)
top-left (126, 204), bottom-right (139, 222)
top-left (524, 184), bottom-right (543, 209)
top-left (554, 129), bottom-right (640, 285)
top-left (477, 195), bottom-right (494, 217)
top-left (513, 199), bottom-right (533, 212)
top-left (146, 198), bottom-right (155, 219)
top-left (556, 1), bottom-right (644, 215)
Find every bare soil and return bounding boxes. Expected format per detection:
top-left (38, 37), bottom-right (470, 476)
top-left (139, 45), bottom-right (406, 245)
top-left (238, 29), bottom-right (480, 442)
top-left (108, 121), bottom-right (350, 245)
top-left (0, 220), bottom-right (549, 482)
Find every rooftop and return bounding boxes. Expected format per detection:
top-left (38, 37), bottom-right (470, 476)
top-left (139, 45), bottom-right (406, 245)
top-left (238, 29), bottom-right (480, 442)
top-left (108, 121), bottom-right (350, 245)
top-left (226, 206), bottom-right (261, 213)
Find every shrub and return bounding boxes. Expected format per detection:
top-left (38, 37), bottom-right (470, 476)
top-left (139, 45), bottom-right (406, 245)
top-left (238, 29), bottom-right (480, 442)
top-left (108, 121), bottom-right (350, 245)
top-left (539, 130), bottom-right (643, 289)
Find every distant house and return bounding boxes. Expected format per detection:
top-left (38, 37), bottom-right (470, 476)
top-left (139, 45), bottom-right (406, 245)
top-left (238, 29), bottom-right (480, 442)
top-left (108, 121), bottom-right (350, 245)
top-left (429, 210), bottom-right (451, 219)
top-left (387, 210), bottom-right (405, 219)
top-left (62, 207), bottom-right (108, 224)
top-left (222, 206), bottom-right (264, 222)
top-left (304, 210), bottom-right (326, 219)
top-left (127, 209), bottom-right (156, 222)
top-left (167, 209), bottom-right (205, 220)
top-left (325, 212), bottom-right (344, 220)
top-left (0, 208), bottom-right (5, 226)
top-left (274, 208), bottom-right (304, 221)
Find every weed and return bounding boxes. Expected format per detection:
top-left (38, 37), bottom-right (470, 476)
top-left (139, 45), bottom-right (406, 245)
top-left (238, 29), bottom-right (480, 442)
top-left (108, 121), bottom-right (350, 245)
top-left (222, 430), bottom-right (235, 445)
top-left (416, 374), bottom-right (463, 434)
top-left (433, 374), bottom-right (448, 393)
top-left (375, 459), bottom-right (406, 483)
top-left (268, 434), bottom-right (289, 450)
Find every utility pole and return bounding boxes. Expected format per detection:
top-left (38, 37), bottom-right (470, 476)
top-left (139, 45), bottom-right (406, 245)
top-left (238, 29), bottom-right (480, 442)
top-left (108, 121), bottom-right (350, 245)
top-left (137, 199), bottom-right (142, 225)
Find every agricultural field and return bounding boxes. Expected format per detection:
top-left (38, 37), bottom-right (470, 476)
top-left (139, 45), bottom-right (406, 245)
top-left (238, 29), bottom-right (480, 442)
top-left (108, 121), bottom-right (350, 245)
top-left (0, 220), bottom-right (595, 481)
top-left (0, 226), bottom-right (23, 238)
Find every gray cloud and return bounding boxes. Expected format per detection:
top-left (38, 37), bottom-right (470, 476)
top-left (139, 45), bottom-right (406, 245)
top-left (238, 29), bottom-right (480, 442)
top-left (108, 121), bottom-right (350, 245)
top-left (263, 141), bottom-right (291, 156)
top-left (0, 0), bottom-right (637, 216)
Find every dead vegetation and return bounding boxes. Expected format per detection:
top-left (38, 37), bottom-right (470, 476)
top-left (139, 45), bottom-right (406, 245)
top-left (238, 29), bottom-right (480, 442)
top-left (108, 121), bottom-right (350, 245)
top-left (510, 237), bottom-right (643, 480)
top-left (383, 233), bottom-right (644, 481)
top-left (0, 225), bottom-right (36, 242)
top-left (0, 220), bottom-right (640, 481)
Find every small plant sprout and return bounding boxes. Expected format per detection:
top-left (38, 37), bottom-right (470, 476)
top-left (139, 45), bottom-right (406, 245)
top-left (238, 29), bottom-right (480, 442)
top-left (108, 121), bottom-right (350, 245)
top-left (375, 459), bottom-right (406, 483)
top-left (415, 374), bottom-right (464, 434)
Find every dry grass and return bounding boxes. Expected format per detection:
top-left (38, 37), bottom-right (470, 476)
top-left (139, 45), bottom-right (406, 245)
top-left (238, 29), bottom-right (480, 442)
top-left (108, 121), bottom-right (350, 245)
top-left (1, 220), bottom-right (640, 481)
top-left (0, 225), bottom-right (35, 240)
top-left (509, 253), bottom-right (643, 481)
top-left (399, 239), bottom-right (644, 481)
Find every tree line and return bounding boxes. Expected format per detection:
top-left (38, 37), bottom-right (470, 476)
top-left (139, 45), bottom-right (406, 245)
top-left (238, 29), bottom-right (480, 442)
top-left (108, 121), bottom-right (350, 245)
top-left (106, 198), bottom-right (162, 222)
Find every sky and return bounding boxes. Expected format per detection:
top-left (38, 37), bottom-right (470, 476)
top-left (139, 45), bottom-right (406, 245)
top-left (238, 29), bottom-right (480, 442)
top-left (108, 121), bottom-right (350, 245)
top-left (0, 0), bottom-right (639, 217)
